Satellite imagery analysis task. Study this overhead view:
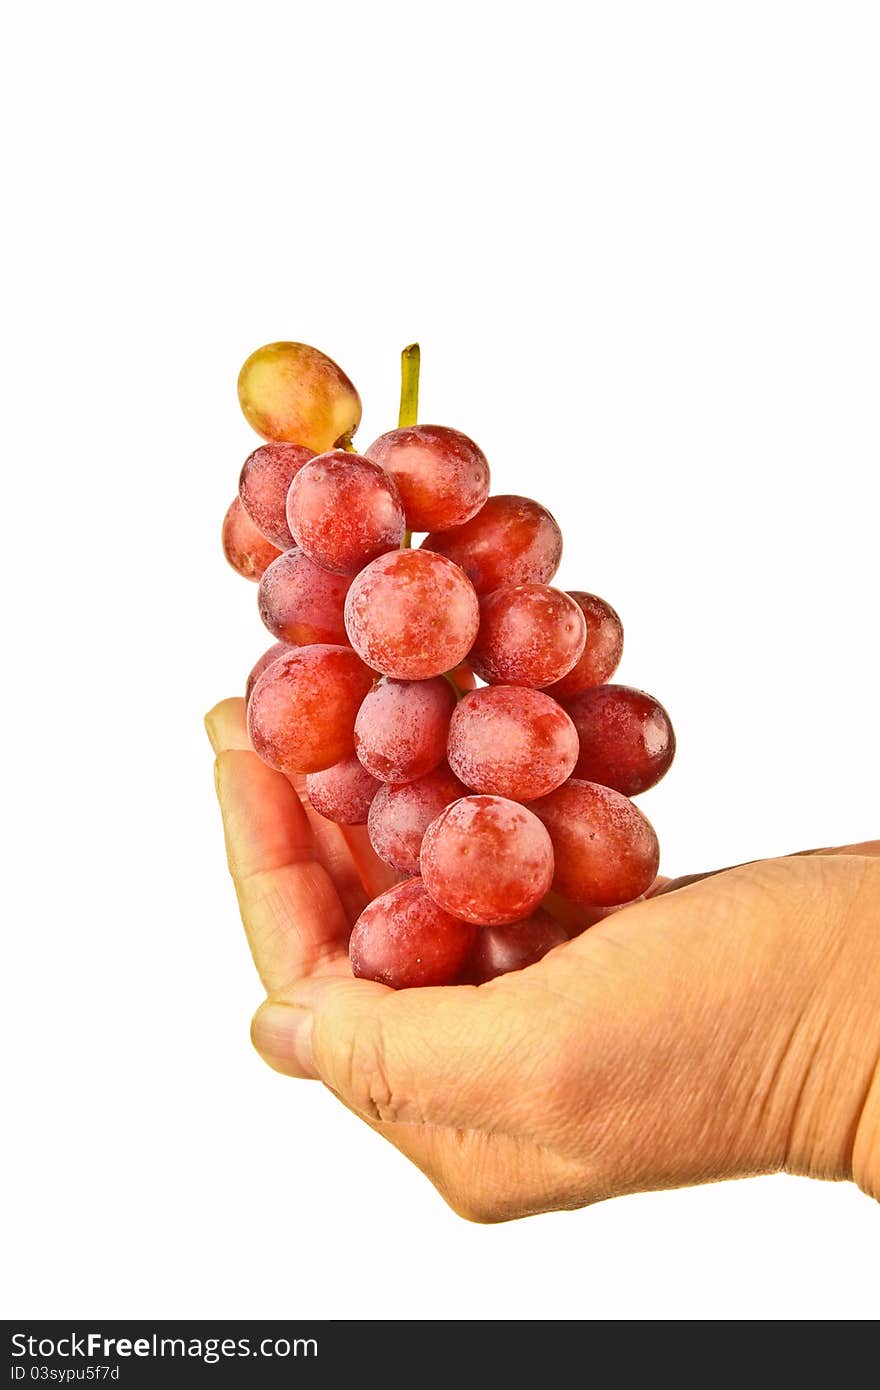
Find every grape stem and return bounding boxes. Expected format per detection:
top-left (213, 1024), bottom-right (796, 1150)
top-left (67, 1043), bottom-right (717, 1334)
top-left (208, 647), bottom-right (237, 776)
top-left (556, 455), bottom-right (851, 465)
top-left (442, 670), bottom-right (465, 701)
top-left (399, 342), bottom-right (420, 548)
top-left (398, 343), bottom-right (420, 428)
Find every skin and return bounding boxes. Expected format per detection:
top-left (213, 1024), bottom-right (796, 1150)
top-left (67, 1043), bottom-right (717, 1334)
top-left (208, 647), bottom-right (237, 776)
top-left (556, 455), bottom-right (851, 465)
top-left (206, 696), bottom-right (880, 1222)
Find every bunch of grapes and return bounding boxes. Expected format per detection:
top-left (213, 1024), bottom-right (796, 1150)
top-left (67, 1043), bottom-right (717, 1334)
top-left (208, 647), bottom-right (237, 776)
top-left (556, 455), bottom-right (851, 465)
top-left (223, 341), bottom-right (675, 989)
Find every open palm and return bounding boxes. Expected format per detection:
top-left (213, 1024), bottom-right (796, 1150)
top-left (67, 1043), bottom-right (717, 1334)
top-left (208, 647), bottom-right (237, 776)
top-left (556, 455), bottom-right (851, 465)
top-left (207, 696), bottom-right (880, 1219)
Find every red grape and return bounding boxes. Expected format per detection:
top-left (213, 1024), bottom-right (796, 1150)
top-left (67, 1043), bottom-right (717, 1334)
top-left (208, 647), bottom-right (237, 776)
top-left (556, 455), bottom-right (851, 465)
top-left (470, 584), bottom-right (586, 687)
top-left (365, 425), bottom-right (490, 532)
top-left (257, 547), bottom-right (351, 645)
top-left (238, 442), bottom-right (314, 549)
top-left (245, 641), bottom-right (291, 706)
top-left (531, 779), bottom-right (659, 906)
top-left (545, 592), bottom-right (624, 699)
top-left (306, 753), bottom-right (381, 825)
top-left (247, 644), bottom-right (374, 775)
top-left (420, 795), bottom-right (554, 926)
top-left (354, 677), bottom-right (455, 783)
top-left (564, 684), bottom-right (676, 796)
top-left (469, 910), bottom-right (568, 983)
top-left (221, 497), bottom-right (281, 581)
top-left (421, 495), bottom-right (562, 595)
top-left (367, 763), bottom-right (467, 874)
top-left (238, 342), bottom-right (361, 451)
top-left (344, 549), bottom-right (480, 680)
top-left (447, 686), bottom-right (578, 801)
top-left (286, 450), bottom-right (405, 575)
top-left (350, 879), bottom-right (475, 989)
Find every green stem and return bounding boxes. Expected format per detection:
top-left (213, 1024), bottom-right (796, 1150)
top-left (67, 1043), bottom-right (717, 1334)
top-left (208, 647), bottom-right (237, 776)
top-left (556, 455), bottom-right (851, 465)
top-left (442, 670), bottom-right (465, 701)
top-left (398, 343), bottom-right (420, 548)
top-left (398, 343), bottom-right (420, 428)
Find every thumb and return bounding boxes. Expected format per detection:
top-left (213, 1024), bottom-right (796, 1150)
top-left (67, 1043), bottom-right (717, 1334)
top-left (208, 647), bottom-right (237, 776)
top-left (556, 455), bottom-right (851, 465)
top-left (251, 976), bottom-right (525, 1132)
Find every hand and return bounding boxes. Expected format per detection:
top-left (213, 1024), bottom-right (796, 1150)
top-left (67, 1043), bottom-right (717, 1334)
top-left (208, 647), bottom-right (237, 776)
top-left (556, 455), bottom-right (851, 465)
top-left (206, 697), bottom-right (880, 1221)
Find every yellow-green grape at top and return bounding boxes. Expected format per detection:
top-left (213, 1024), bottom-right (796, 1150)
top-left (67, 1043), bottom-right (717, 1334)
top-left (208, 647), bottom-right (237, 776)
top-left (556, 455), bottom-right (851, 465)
top-left (237, 341), bottom-right (362, 452)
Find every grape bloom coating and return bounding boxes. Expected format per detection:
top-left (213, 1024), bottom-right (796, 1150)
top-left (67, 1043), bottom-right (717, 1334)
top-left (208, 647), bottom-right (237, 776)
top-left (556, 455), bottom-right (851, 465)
top-left (563, 684), bottom-right (676, 797)
top-left (225, 338), bottom-right (675, 989)
top-left (257, 547), bottom-right (352, 645)
top-left (545, 592), bottom-right (624, 699)
top-left (221, 497), bottom-right (281, 581)
top-left (470, 583), bottom-right (587, 688)
top-left (245, 641), bottom-right (291, 706)
top-left (365, 424), bottom-right (490, 532)
top-left (367, 763), bottom-right (467, 876)
top-left (349, 879), bottom-right (476, 989)
top-left (447, 686), bottom-right (579, 801)
top-left (287, 451), bottom-right (406, 576)
top-left (238, 442), bottom-right (314, 550)
top-left (532, 779), bottom-right (660, 906)
top-left (305, 754), bottom-right (381, 825)
top-left (344, 549), bottom-right (480, 680)
top-left (354, 677), bottom-right (456, 783)
top-left (422, 495), bottom-right (563, 595)
top-left (247, 645), bottom-right (374, 775)
top-left (420, 795), bottom-right (555, 926)
top-left (468, 911), bottom-right (569, 983)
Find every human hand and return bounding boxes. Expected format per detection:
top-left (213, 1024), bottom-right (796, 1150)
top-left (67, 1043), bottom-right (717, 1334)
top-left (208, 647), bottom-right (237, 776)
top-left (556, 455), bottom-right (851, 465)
top-left (207, 697), bottom-right (880, 1221)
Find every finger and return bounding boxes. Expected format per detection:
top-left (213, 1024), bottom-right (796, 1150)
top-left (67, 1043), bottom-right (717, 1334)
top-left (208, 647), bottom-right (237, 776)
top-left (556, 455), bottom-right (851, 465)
top-left (205, 697), bottom-right (251, 752)
top-left (207, 695), bottom-right (366, 925)
top-left (656, 841), bottom-right (880, 896)
top-left (291, 773), bottom-right (370, 926)
top-left (212, 746), bottom-right (350, 992)
top-left (207, 698), bottom-right (389, 922)
top-left (251, 977), bottom-right (528, 1131)
top-left (798, 840), bottom-right (880, 857)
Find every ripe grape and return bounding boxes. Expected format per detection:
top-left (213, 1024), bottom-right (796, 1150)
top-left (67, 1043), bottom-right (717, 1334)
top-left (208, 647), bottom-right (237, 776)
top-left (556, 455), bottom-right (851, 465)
top-left (446, 686), bottom-right (578, 801)
top-left (354, 677), bottom-right (455, 783)
top-left (420, 795), bottom-right (554, 926)
top-left (469, 911), bottom-right (568, 983)
top-left (221, 497), bottom-right (281, 581)
top-left (350, 879), bottom-right (476, 989)
top-left (238, 341), bottom-right (361, 451)
top-left (545, 592), bottom-right (624, 698)
top-left (238, 442), bottom-right (314, 549)
top-left (286, 451), bottom-right (405, 575)
top-left (257, 547), bottom-right (351, 645)
top-left (365, 425), bottom-right (490, 531)
top-left (245, 641), bottom-right (290, 706)
top-left (367, 763), bottom-right (467, 874)
top-left (306, 754), bottom-right (381, 825)
top-left (531, 779), bottom-right (659, 906)
top-left (564, 684), bottom-right (676, 796)
top-left (344, 549), bottom-right (480, 680)
top-left (470, 584), bottom-right (586, 687)
top-left (421, 495), bottom-right (562, 595)
top-left (247, 645), bottom-right (374, 775)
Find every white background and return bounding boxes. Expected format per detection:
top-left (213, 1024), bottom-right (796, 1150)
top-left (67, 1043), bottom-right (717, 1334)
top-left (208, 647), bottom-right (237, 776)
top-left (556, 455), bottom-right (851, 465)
top-left (2, 1), bottom-right (878, 1321)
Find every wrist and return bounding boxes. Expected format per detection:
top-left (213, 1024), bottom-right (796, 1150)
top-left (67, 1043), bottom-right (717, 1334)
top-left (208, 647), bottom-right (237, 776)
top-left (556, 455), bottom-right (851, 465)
top-left (782, 857), bottom-right (880, 1196)
top-left (853, 1060), bottom-right (880, 1201)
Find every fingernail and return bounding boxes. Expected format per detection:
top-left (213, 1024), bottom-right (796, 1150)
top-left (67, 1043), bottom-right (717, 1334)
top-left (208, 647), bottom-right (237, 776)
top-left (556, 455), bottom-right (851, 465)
top-left (204, 711), bottom-right (221, 752)
top-left (251, 1002), bottom-right (315, 1080)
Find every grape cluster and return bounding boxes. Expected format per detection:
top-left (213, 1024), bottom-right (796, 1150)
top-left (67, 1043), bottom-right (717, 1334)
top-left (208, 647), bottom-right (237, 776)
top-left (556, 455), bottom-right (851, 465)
top-left (223, 341), bottom-right (675, 989)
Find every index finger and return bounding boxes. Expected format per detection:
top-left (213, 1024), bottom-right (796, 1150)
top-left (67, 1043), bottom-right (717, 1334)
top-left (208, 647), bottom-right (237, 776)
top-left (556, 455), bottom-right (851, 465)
top-left (206, 699), bottom-right (351, 992)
